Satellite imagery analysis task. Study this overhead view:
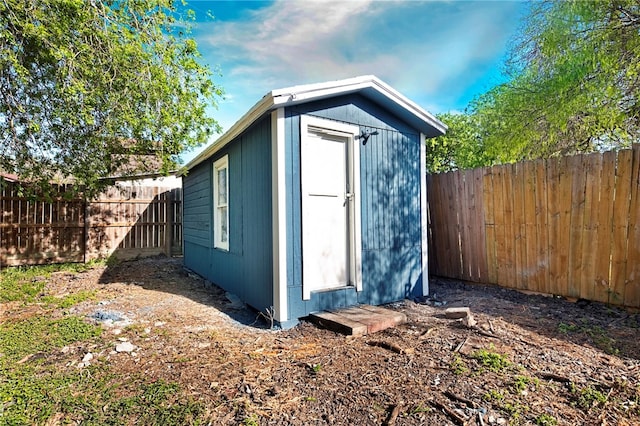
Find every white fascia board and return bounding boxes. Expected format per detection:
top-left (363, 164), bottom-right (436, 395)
top-left (371, 78), bottom-right (448, 135)
top-left (271, 76), bottom-right (446, 135)
top-left (182, 95), bottom-right (276, 172)
top-left (271, 108), bottom-right (288, 322)
top-left (183, 75), bottom-right (446, 172)
top-left (270, 76), bottom-right (374, 105)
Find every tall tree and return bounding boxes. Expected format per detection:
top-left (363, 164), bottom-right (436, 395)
top-left (0, 0), bottom-right (222, 197)
top-left (426, 112), bottom-right (491, 173)
top-left (474, 0), bottom-right (640, 160)
top-left (430, 0), bottom-right (640, 172)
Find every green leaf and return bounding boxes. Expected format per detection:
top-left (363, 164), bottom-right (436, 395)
top-left (0, 0), bottom-right (223, 199)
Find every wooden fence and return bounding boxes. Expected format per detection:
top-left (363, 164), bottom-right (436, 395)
top-left (0, 183), bottom-right (182, 267)
top-left (427, 144), bottom-right (640, 308)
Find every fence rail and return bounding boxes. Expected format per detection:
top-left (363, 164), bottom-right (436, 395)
top-left (427, 144), bottom-right (640, 308)
top-left (0, 183), bottom-right (182, 267)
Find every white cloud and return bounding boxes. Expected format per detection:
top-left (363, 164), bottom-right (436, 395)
top-left (196, 0), bottom-right (524, 112)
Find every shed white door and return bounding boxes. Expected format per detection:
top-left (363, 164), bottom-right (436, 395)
top-left (301, 117), bottom-right (362, 300)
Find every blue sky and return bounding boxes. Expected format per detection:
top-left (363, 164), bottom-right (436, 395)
top-left (179, 0), bottom-right (529, 163)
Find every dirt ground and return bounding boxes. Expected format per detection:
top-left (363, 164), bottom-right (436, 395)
top-left (18, 256), bottom-right (640, 425)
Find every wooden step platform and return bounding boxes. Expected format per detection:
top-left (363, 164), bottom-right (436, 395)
top-left (309, 305), bottom-right (407, 336)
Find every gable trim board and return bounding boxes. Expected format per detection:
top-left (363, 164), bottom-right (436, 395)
top-left (184, 76), bottom-right (447, 173)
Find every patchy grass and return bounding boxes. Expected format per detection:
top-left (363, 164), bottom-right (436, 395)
top-left (408, 403), bottom-right (431, 415)
top-left (41, 289), bottom-right (97, 309)
top-left (1, 365), bottom-right (203, 425)
top-left (243, 414), bottom-right (260, 426)
top-left (0, 261), bottom-right (203, 426)
top-left (571, 383), bottom-right (609, 411)
top-left (483, 389), bottom-right (505, 402)
top-left (558, 321), bottom-right (620, 355)
top-left (500, 401), bottom-right (529, 423)
top-left (535, 413), bottom-right (558, 425)
top-left (0, 314), bottom-right (102, 423)
top-left (512, 375), bottom-right (539, 393)
top-left (109, 380), bottom-right (204, 425)
top-left (0, 316), bottom-right (102, 363)
top-left (450, 354), bottom-right (469, 375)
top-left (0, 260), bottom-right (102, 303)
top-left (471, 347), bottom-right (511, 373)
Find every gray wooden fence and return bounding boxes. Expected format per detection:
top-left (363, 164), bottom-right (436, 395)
top-left (0, 183), bottom-right (182, 267)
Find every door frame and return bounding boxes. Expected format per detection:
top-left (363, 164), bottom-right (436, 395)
top-left (300, 115), bottom-right (362, 300)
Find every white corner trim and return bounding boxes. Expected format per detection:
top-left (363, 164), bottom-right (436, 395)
top-left (271, 108), bottom-right (288, 322)
top-left (352, 126), bottom-right (363, 293)
top-left (419, 132), bottom-right (429, 296)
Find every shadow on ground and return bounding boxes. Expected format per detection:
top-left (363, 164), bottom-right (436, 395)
top-left (427, 277), bottom-right (640, 361)
top-left (97, 255), bottom-right (271, 329)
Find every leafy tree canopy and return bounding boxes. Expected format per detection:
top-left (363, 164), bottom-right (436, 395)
top-left (426, 112), bottom-right (491, 173)
top-left (428, 0), bottom-right (640, 172)
top-left (1, 0), bottom-right (222, 197)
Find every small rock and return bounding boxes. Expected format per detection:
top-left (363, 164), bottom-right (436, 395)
top-left (445, 307), bottom-right (476, 327)
top-left (112, 328), bottom-right (122, 335)
top-left (115, 341), bottom-right (136, 353)
top-left (154, 321), bottom-right (165, 327)
top-left (61, 346), bottom-right (70, 354)
top-left (143, 328), bottom-right (151, 334)
top-left (225, 292), bottom-right (245, 309)
top-left (463, 314), bottom-right (477, 328)
top-left (445, 307), bottom-right (472, 319)
top-left (91, 310), bottom-right (124, 322)
top-left (117, 337), bottom-right (128, 342)
top-left (82, 353), bottom-right (94, 363)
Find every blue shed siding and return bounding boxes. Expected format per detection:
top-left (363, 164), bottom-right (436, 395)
top-left (285, 94), bottom-right (424, 319)
top-left (182, 117), bottom-right (274, 312)
top-left (183, 162), bottom-right (213, 275)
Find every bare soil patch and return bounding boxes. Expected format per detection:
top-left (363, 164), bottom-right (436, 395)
top-left (10, 256), bottom-right (640, 425)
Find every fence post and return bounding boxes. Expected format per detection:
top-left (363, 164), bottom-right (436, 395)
top-left (83, 197), bottom-right (88, 264)
top-left (165, 191), bottom-right (173, 257)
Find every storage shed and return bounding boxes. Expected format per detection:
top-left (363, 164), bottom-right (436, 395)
top-left (182, 76), bottom-right (446, 327)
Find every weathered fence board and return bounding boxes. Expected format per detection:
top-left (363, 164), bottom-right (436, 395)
top-left (0, 183), bottom-right (182, 267)
top-left (427, 145), bottom-right (640, 308)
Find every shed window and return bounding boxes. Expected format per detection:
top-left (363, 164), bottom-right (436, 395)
top-left (213, 155), bottom-right (229, 250)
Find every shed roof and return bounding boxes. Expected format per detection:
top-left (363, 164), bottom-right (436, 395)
top-left (184, 75), bottom-right (447, 171)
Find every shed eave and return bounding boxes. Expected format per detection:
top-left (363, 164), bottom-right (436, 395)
top-left (182, 75), bottom-right (447, 172)
top-left (181, 94), bottom-right (277, 173)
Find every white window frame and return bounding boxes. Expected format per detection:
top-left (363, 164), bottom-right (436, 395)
top-left (213, 155), bottom-right (229, 251)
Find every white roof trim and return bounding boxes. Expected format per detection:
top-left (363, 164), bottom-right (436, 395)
top-left (183, 75), bottom-right (447, 172)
